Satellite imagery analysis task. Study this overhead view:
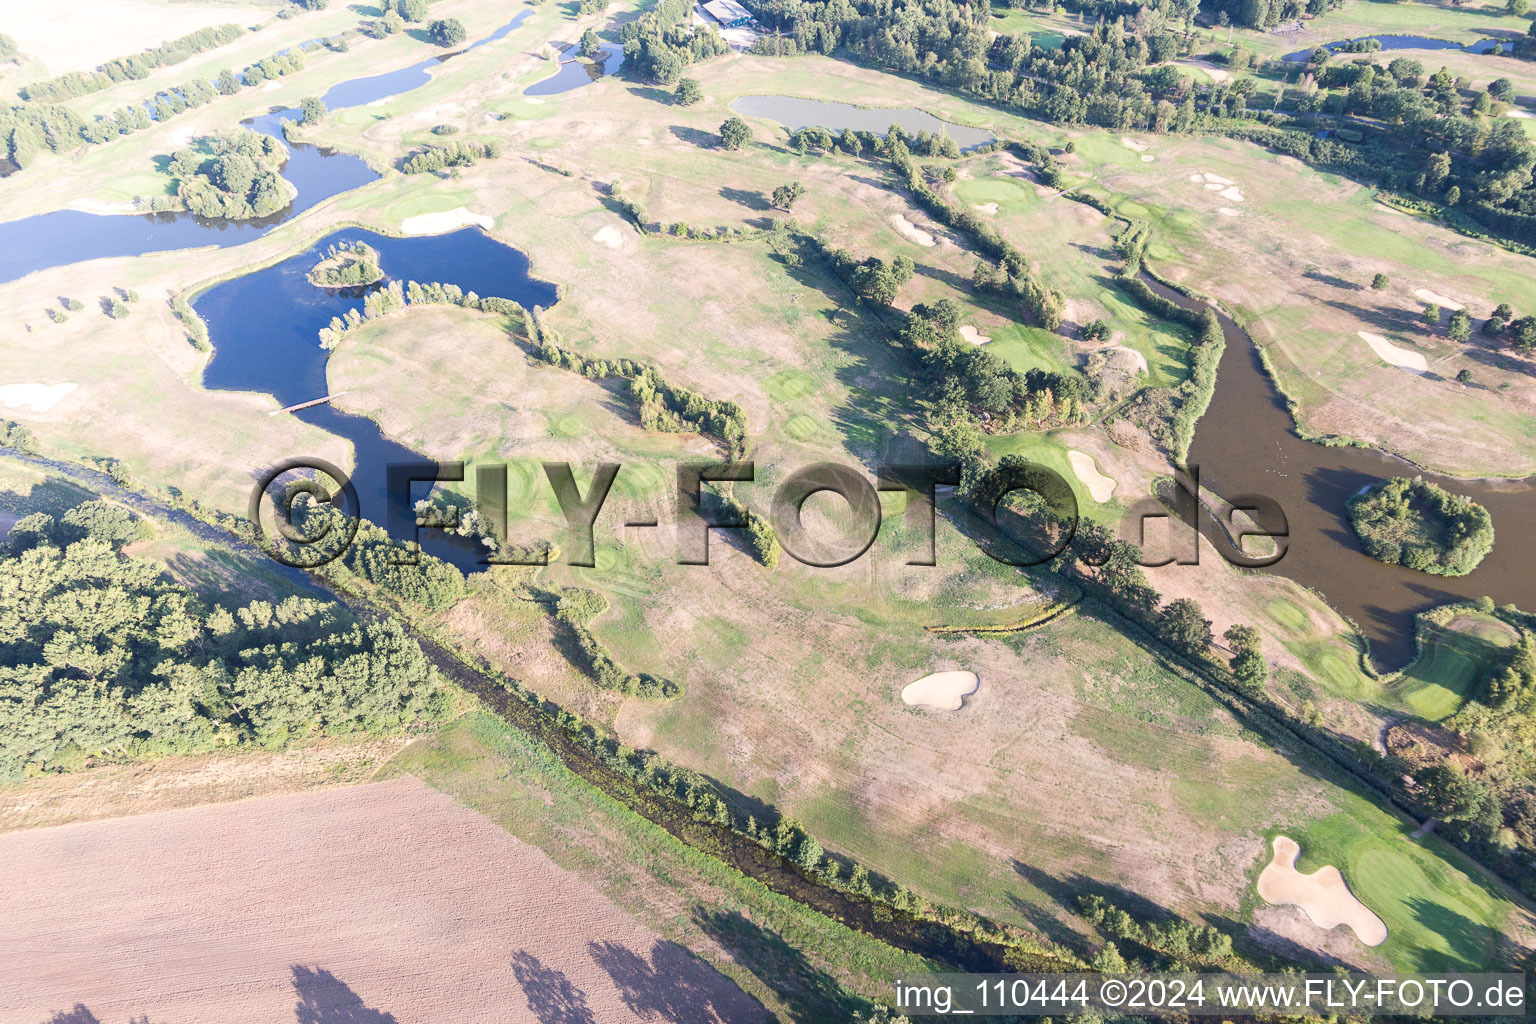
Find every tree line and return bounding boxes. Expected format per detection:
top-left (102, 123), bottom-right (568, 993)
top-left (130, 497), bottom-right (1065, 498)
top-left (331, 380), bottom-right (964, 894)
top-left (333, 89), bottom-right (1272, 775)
top-left (3, 46), bottom-right (311, 170)
top-left (19, 24), bottom-right (246, 102)
top-left (400, 138), bottom-right (503, 174)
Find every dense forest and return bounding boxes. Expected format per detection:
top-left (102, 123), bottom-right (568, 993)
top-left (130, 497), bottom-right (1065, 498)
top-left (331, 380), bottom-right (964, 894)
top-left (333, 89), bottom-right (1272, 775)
top-left (1347, 476), bottom-right (1495, 576)
top-left (740, 0), bottom-right (1536, 248)
top-left (0, 503), bottom-right (450, 778)
top-left (621, 0), bottom-right (732, 82)
top-left (166, 129), bottom-right (291, 220)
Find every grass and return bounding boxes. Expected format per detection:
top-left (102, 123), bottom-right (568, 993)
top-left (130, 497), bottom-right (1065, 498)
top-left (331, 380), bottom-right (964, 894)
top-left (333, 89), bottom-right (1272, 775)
top-left (1281, 794), bottom-right (1514, 973)
top-left (1394, 612), bottom-right (1516, 720)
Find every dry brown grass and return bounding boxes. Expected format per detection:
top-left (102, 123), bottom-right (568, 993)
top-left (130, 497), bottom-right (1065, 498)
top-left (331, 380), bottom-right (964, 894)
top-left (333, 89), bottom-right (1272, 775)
top-left (0, 775), bottom-right (766, 1023)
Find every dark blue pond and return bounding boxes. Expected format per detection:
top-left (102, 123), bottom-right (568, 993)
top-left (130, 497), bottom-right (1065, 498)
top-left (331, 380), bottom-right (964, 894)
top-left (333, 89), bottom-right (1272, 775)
top-left (0, 13), bottom-right (533, 286)
top-left (195, 226), bottom-right (559, 567)
top-left (1283, 33), bottom-right (1515, 61)
top-left (525, 43), bottom-right (625, 97)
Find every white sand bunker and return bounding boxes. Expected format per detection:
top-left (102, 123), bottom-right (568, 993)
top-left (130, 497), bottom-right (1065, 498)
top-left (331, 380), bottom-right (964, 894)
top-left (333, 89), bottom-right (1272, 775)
top-left (524, 96), bottom-right (546, 105)
top-left (1508, 109), bottom-right (1533, 119)
top-left (1414, 288), bottom-right (1463, 311)
top-left (890, 214), bottom-right (936, 247)
top-left (1219, 185), bottom-right (1244, 201)
top-left (1105, 344), bottom-right (1149, 374)
top-left (902, 671), bottom-right (979, 711)
top-left (1197, 172), bottom-right (1236, 185)
top-left (1122, 138), bottom-right (1149, 152)
top-left (1141, 154), bottom-right (1155, 162)
top-left (972, 202), bottom-right (999, 215)
top-left (1068, 450), bottom-right (1116, 502)
top-left (400, 207), bottom-right (494, 235)
top-left (592, 225), bottom-right (624, 248)
top-left (961, 325), bottom-right (992, 345)
top-left (1358, 331), bottom-right (1427, 373)
top-left (1257, 836), bottom-right (1387, 946)
top-left (0, 382), bottom-right (76, 412)
top-left (1218, 207), bottom-right (1241, 217)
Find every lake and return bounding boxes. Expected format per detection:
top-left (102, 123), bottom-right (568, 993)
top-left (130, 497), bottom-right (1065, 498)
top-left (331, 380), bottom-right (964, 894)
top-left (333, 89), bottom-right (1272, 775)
top-left (1282, 34), bottom-right (1515, 61)
top-left (194, 226), bottom-right (559, 568)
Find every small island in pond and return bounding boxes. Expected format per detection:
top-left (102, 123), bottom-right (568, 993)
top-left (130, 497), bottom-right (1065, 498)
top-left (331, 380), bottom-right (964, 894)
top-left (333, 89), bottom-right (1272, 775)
top-left (308, 241), bottom-right (384, 288)
top-left (1347, 477), bottom-right (1493, 577)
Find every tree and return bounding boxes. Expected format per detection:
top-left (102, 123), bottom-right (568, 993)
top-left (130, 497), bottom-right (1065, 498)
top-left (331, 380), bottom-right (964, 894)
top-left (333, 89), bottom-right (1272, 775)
top-left (1371, 272), bottom-right (1389, 290)
top-left (1447, 308), bottom-right (1472, 342)
top-left (216, 69), bottom-right (239, 95)
top-left (578, 29), bottom-right (603, 59)
top-left (1422, 302), bottom-right (1442, 328)
top-left (1509, 0), bottom-right (1529, 15)
top-left (299, 96), bottom-right (326, 125)
top-left (675, 77), bottom-right (703, 106)
top-left (394, 0), bottom-right (429, 19)
top-left (428, 18), bottom-right (467, 47)
top-left (1090, 941), bottom-right (1128, 974)
top-left (1457, 368), bottom-right (1474, 384)
top-left (719, 116), bottom-right (750, 150)
top-left (1224, 624), bottom-right (1267, 692)
top-left (1159, 598), bottom-right (1212, 658)
top-left (1445, 185), bottom-right (1461, 206)
top-left (770, 181), bottom-right (805, 210)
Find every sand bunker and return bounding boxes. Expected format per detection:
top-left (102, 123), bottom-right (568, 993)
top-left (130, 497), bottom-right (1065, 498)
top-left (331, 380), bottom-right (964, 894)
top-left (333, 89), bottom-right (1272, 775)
top-left (1199, 172), bottom-right (1236, 185)
top-left (0, 382), bottom-right (76, 412)
top-left (902, 671), bottom-right (979, 711)
top-left (592, 225), bottom-right (624, 248)
top-left (890, 214), bottom-right (936, 247)
top-left (1140, 154), bottom-right (1155, 162)
top-left (1105, 344), bottom-right (1149, 374)
top-left (1413, 288), bottom-right (1463, 311)
top-left (1219, 185), bottom-right (1244, 202)
top-left (961, 325), bottom-right (992, 345)
top-left (1358, 331), bottom-right (1427, 373)
top-left (400, 207), bottom-right (494, 235)
top-left (1257, 835), bottom-right (1387, 946)
top-left (1122, 138), bottom-right (1149, 152)
top-left (972, 202), bottom-right (999, 215)
top-left (1218, 207), bottom-right (1241, 217)
top-left (1068, 450), bottom-right (1116, 502)
top-left (524, 96), bottom-right (546, 105)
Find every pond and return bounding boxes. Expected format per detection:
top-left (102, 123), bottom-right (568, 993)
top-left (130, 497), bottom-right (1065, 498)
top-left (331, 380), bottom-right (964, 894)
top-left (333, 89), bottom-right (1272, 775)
top-left (0, 12), bottom-right (532, 286)
top-left (1282, 34), bottom-right (1514, 62)
top-left (194, 226), bottom-right (559, 569)
top-left (525, 43), bottom-right (625, 97)
top-left (730, 96), bottom-right (995, 150)
top-left (1161, 278), bottom-right (1536, 668)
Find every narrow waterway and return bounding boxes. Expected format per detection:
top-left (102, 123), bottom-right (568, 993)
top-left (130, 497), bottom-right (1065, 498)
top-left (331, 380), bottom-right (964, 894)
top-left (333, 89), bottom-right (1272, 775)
top-left (1164, 279), bottom-right (1536, 668)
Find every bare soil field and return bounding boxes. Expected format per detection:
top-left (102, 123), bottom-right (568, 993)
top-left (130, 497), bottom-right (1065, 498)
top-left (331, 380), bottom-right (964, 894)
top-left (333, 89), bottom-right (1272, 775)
top-left (0, 776), bottom-right (767, 1024)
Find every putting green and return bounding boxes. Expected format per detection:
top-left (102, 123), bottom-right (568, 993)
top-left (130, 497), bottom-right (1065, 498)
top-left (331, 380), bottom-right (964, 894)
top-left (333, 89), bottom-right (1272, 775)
top-left (1286, 803), bottom-right (1508, 972)
top-left (1266, 599), bottom-right (1308, 632)
top-left (767, 369), bottom-right (818, 402)
top-left (784, 413), bottom-right (821, 440)
top-left (1397, 615), bottom-right (1516, 722)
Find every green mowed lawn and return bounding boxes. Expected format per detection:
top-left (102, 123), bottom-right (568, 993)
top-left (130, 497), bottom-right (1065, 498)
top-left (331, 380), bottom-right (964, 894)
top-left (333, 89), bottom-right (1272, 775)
top-left (1395, 612), bottom-right (1516, 721)
top-left (1282, 797), bottom-right (1513, 972)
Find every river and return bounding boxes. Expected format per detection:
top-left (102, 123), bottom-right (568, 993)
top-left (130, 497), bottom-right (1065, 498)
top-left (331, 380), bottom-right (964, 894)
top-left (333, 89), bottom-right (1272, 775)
top-left (1165, 279), bottom-right (1536, 668)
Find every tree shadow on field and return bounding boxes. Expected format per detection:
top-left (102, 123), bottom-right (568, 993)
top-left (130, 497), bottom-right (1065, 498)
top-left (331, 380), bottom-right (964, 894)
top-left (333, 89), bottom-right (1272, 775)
top-left (625, 84), bottom-right (675, 105)
top-left (291, 965), bottom-right (398, 1023)
top-left (669, 125), bottom-right (718, 149)
top-left (44, 1007), bottom-right (103, 1024)
top-left (691, 907), bottom-right (860, 1022)
top-left (589, 938), bottom-right (769, 1022)
top-left (509, 950), bottom-right (598, 1024)
top-left (719, 186), bottom-right (770, 211)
